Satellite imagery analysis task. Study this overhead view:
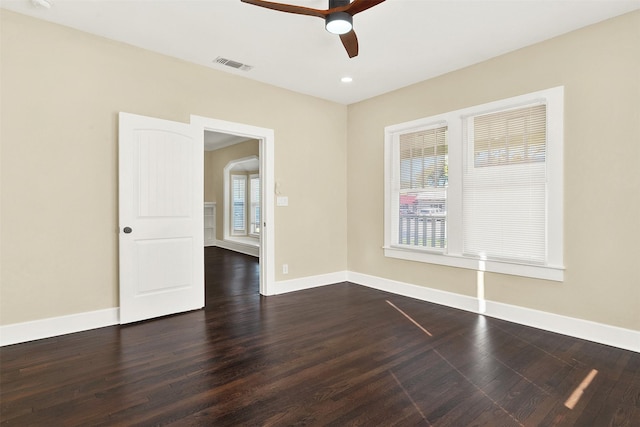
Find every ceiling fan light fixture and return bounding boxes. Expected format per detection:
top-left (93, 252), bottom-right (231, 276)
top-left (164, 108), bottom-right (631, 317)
top-left (325, 12), bottom-right (353, 35)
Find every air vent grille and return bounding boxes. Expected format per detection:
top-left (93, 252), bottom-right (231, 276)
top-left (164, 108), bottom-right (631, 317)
top-left (214, 57), bottom-right (253, 72)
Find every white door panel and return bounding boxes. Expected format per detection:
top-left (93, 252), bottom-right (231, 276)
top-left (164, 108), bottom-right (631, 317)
top-left (119, 112), bottom-right (203, 324)
top-left (136, 238), bottom-right (193, 293)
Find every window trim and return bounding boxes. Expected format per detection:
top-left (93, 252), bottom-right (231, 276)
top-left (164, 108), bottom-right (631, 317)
top-left (249, 173), bottom-right (260, 237)
top-left (230, 174), bottom-right (247, 236)
top-left (392, 121), bottom-right (449, 252)
top-left (384, 87), bottom-right (564, 281)
top-left (223, 155), bottom-right (258, 242)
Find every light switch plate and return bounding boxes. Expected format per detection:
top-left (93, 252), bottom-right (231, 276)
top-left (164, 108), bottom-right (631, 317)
top-left (277, 196), bottom-right (289, 206)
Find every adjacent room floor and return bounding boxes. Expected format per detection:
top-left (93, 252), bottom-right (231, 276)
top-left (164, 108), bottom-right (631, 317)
top-left (1, 247), bottom-right (638, 426)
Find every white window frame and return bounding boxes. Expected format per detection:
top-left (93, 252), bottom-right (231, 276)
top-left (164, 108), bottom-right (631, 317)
top-left (249, 173), bottom-right (260, 237)
top-left (230, 174), bottom-right (247, 236)
top-left (391, 121), bottom-right (449, 251)
top-left (223, 155), bottom-right (259, 242)
top-left (384, 87), bottom-right (564, 281)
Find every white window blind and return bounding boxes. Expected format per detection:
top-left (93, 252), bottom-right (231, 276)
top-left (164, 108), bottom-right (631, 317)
top-left (463, 104), bottom-right (547, 264)
top-left (397, 125), bottom-right (448, 249)
top-left (231, 175), bottom-right (246, 234)
top-left (250, 174), bottom-right (260, 235)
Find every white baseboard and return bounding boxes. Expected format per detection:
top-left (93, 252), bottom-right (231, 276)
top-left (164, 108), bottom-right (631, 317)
top-left (273, 271), bottom-right (348, 295)
top-left (348, 271), bottom-right (479, 313)
top-left (483, 300), bottom-right (640, 353)
top-left (347, 271), bottom-right (640, 353)
top-left (3, 272), bottom-right (638, 353)
top-left (0, 308), bottom-right (119, 347)
top-left (214, 239), bottom-right (259, 257)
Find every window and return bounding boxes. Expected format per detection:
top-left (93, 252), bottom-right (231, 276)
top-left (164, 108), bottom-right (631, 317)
top-left (231, 175), bottom-right (246, 235)
top-left (397, 124), bottom-right (448, 249)
top-left (384, 87), bottom-right (564, 281)
top-left (463, 104), bottom-right (547, 264)
top-left (249, 174), bottom-right (260, 236)
top-left (223, 156), bottom-right (260, 242)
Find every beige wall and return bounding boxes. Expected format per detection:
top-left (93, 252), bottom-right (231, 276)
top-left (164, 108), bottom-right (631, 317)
top-left (204, 139), bottom-right (259, 240)
top-left (347, 11), bottom-right (640, 331)
top-left (1, 9), bottom-right (638, 333)
top-left (0, 11), bottom-right (348, 325)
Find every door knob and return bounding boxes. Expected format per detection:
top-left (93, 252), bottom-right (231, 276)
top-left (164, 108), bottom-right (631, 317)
top-left (123, 227), bottom-right (132, 234)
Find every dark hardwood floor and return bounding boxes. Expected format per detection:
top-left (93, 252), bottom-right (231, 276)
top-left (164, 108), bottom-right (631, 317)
top-left (1, 247), bottom-right (639, 426)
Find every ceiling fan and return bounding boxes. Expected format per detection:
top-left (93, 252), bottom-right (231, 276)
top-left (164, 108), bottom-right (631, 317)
top-left (240, 0), bottom-right (386, 58)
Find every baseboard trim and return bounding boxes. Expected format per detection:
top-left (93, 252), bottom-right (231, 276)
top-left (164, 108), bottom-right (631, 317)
top-left (273, 271), bottom-right (348, 295)
top-left (483, 300), bottom-right (639, 353)
top-left (348, 271), bottom-right (639, 353)
top-left (3, 272), bottom-right (637, 353)
top-left (0, 308), bottom-right (119, 347)
top-left (348, 271), bottom-right (479, 313)
top-left (214, 239), bottom-right (259, 257)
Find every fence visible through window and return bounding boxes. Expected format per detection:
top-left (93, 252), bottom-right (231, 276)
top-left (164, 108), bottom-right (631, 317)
top-left (398, 214), bottom-right (446, 248)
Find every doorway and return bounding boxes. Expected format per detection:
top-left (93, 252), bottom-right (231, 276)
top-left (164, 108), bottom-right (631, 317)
top-left (191, 115), bottom-right (274, 297)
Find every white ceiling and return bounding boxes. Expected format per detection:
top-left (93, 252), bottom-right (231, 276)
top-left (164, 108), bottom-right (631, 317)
top-left (204, 131), bottom-right (252, 151)
top-left (229, 157), bottom-right (259, 172)
top-left (1, 0), bottom-right (639, 105)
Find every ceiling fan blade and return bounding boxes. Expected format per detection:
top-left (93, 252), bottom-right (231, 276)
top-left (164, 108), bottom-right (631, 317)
top-left (340, 30), bottom-right (359, 58)
top-left (240, 0), bottom-right (328, 18)
top-left (344, 0), bottom-right (386, 15)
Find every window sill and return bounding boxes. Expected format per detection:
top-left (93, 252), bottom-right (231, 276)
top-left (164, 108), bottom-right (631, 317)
top-left (226, 236), bottom-right (259, 248)
top-left (383, 246), bottom-right (564, 282)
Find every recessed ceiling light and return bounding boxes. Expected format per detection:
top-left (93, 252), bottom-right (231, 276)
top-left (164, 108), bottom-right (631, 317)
top-left (341, 76), bottom-right (353, 83)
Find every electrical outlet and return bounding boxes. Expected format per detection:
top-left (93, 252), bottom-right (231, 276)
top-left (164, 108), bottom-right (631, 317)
top-left (282, 264), bottom-right (288, 274)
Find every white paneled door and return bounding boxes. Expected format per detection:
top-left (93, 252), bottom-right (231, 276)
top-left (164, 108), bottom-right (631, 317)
top-left (118, 112), bottom-right (204, 324)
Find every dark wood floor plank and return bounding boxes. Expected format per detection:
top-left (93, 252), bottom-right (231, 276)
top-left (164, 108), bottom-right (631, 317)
top-left (1, 247), bottom-right (639, 426)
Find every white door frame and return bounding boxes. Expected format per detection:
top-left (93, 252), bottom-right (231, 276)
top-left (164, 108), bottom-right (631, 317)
top-left (191, 115), bottom-right (275, 296)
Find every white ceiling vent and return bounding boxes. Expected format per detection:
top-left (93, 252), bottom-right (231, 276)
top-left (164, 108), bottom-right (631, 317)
top-left (214, 57), bottom-right (253, 72)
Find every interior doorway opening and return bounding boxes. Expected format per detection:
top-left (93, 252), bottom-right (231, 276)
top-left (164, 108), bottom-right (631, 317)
top-left (191, 115), bottom-right (275, 298)
top-left (205, 135), bottom-right (260, 255)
